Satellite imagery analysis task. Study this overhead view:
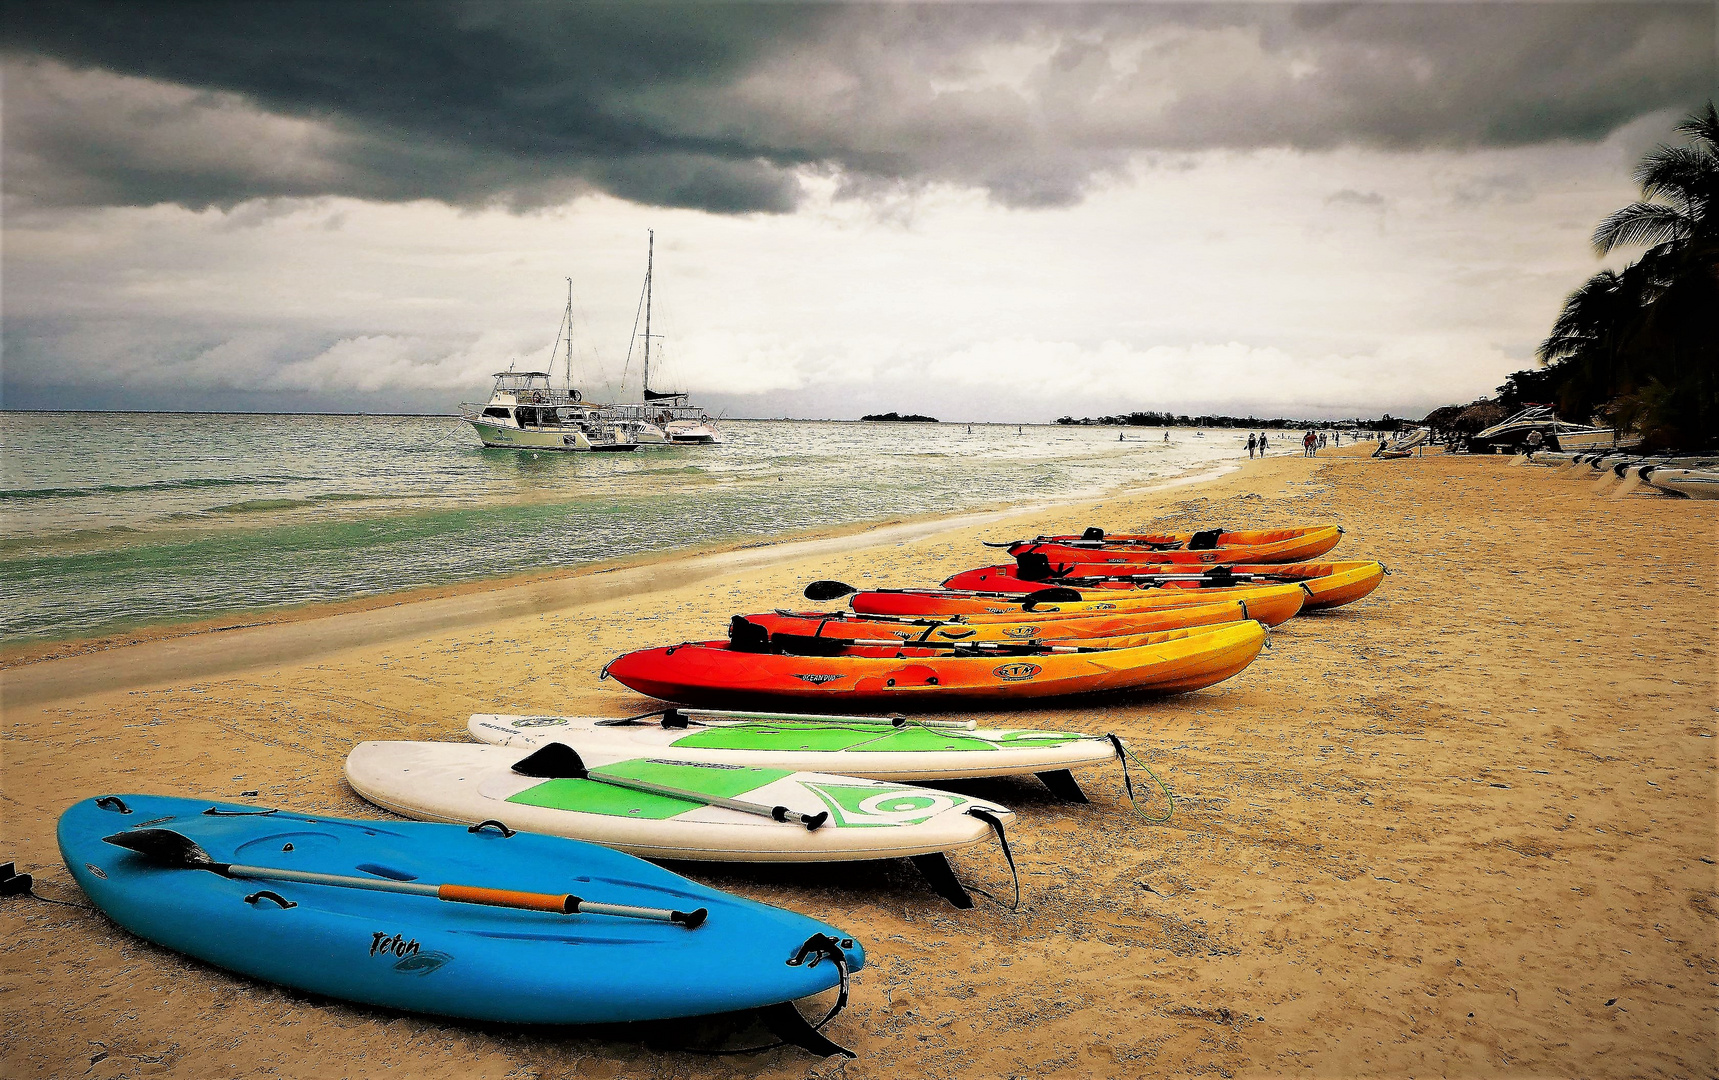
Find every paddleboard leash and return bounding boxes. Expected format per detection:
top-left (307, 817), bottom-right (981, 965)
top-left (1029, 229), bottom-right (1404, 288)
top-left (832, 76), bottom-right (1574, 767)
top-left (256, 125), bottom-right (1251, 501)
top-left (1105, 733), bottom-right (1175, 823)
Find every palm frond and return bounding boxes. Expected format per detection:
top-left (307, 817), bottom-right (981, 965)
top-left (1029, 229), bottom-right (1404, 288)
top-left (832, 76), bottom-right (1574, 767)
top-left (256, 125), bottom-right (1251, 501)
top-left (1633, 144), bottom-right (1713, 213)
top-left (1592, 202), bottom-right (1691, 254)
top-left (1674, 100), bottom-right (1719, 154)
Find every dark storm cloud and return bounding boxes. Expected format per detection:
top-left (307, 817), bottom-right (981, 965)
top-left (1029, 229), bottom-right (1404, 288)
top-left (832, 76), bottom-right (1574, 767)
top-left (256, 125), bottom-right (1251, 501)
top-left (4, 2), bottom-right (1712, 214)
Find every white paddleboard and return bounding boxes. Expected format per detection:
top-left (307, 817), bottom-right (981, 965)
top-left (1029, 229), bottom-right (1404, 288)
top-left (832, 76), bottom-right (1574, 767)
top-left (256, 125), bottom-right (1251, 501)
top-left (346, 740), bottom-right (1012, 864)
top-left (467, 712), bottom-right (1121, 782)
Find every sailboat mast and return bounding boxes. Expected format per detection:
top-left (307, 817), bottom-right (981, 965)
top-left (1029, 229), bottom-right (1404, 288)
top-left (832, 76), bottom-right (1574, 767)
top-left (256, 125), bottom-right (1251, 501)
top-left (642, 230), bottom-right (653, 397)
top-left (564, 277), bottom-right (574, 394)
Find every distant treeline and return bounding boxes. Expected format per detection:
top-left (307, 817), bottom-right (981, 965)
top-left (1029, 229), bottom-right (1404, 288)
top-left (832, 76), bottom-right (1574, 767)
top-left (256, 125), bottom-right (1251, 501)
top-left (1056, 412), bottom-right (1401, 431)
top-left (861, 412), bottom-right (939, 422)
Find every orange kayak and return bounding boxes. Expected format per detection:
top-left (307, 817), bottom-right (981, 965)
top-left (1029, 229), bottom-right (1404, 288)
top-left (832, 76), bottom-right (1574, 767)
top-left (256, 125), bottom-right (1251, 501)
top-left (743, 600), bottom-right (1256, 644)
top-left (942, 560), bottom-right (1386, 611)
top-left (1002, 525), bottom-right (1343, 565)
top-left (599, 622), bottom-right (1268, 708)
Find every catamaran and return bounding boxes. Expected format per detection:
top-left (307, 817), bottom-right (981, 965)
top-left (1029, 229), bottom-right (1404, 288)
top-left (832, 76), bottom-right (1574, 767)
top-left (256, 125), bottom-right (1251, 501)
top-left (458, 283), bottom-right (639, 452)
top-left (605, 231), bottom-right (723, 445)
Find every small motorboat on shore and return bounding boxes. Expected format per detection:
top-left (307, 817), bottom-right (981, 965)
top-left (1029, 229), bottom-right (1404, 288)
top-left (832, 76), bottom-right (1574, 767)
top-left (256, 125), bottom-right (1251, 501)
top-left (1473, 405), bottom-right (1638, 452)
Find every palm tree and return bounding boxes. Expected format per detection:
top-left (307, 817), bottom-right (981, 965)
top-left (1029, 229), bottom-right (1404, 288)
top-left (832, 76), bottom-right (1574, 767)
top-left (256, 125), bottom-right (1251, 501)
top-left (1530, 101), bottom-right (1718, 449)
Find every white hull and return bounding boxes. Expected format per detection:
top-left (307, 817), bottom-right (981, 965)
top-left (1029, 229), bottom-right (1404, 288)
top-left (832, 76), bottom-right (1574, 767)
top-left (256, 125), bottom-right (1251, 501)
top-left (345, 741), bottom-right (1008, 864)
top-left (467, 417), bottom-right (594, 450)
top-left (1553, 428), bottom-right (1640, 451)
top-left (665, 421), bottom-right (722, 444)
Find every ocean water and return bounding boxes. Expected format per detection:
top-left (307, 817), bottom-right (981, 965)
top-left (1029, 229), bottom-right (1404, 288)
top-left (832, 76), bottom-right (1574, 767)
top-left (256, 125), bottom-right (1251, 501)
top-left (0, 413), bottom-right (1240, 641)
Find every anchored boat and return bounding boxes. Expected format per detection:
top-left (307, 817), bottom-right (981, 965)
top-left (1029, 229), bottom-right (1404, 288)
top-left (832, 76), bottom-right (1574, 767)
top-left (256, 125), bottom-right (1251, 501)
top-left (602, 231), bottom-right (723, 445)
top-left (459, 281), bottom-right (638, 451)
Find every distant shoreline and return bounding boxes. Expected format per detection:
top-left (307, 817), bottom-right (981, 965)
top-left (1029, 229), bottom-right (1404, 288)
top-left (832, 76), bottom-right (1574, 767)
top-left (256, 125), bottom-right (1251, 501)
top-left (3, 407), bottom-right (1402, 425)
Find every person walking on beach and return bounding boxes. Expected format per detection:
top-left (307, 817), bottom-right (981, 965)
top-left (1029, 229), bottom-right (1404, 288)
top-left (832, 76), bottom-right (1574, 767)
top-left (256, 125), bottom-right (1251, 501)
top-left (1258, 432), bottom-right (1268, 455)
top-left (1302, 430), bottom-right (1315, 457)
top-left (1246, 433), bottom-right (1257, 458)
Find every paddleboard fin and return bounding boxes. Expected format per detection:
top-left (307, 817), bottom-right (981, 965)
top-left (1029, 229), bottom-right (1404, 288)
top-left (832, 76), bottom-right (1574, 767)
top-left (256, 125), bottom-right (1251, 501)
top-left (910, 853), bottom-right (974, 909)
top-left (757, 1001), bottom-right (854, 1058)
top-left (1035, 769), bottom-right (1089, 803)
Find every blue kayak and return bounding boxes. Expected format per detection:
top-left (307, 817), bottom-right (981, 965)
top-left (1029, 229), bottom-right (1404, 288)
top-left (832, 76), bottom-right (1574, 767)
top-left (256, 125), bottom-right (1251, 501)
top-left (60, 795), bottom-right (864, 1028)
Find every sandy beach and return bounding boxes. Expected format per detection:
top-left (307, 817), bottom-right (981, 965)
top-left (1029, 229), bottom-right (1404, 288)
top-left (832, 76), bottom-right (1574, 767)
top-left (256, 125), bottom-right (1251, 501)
top-left (3, 447), bottom-right (1714, 1079)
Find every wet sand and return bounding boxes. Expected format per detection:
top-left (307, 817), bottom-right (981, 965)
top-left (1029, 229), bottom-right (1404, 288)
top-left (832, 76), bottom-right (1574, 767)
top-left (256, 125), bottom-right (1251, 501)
top-left (3, 447), bottom-right (1714, 1078)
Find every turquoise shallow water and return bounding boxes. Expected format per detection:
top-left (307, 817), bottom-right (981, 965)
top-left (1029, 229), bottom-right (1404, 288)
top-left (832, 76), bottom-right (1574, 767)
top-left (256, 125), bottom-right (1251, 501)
top-left (0, 413), bottom-right (1239, 641)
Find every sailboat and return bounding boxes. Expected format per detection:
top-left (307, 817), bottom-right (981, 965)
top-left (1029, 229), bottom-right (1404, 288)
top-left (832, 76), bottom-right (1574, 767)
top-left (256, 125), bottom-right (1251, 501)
top-left (458, 282), bottom-right (638, 452)
top-left (603, 231), bottom-right (723, 446)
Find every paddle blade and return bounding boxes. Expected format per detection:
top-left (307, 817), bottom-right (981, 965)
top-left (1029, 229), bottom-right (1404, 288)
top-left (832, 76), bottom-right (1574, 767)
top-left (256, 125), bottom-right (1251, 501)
top-left (511, 742), bottom-right (589, 780)
top-left (804, 580), bottom-right (858, 601)
top-left (102, 828), bottom-right (218, 869)
top-left (1021, 587), bottom-right (1082, 610)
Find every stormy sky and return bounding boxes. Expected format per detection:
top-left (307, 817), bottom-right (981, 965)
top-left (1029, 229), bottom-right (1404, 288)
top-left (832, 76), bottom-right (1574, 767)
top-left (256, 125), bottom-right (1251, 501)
top-left (4, 2), bottom-right (1714, 420)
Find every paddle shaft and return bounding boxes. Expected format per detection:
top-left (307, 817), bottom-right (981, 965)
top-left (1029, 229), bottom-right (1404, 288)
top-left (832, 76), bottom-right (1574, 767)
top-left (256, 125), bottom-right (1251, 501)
top-left (581, 769), bottom-right (829, 830)
top-left (219, 862), bottom-right (700, 924)
top-left (673, 707), bottom-right (976, 730)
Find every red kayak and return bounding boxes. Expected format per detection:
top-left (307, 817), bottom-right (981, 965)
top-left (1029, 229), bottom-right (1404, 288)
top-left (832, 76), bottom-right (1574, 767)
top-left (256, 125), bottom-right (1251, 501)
top-left (599, 620), bottom-right (1268, 708)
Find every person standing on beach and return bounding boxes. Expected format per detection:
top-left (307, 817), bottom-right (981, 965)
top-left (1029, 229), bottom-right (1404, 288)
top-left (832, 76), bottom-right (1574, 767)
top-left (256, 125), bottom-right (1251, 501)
top-left (1247, 433), bottom-right (1257, 458)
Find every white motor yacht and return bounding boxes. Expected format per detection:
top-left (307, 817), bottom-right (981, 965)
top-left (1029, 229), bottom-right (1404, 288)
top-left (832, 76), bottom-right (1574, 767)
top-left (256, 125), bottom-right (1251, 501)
top-left (458, 283), bottom-right (637, 452)
top-left (460, 372), bottom-right (637, 451)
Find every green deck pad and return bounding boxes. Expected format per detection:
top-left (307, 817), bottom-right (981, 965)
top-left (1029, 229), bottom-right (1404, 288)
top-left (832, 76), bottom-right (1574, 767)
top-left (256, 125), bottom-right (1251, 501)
top-left (804, 783), bottom-right (967, 827)
top-left (506, 759), bottom-right (794, 820)
top-left (671, 722), bottom-right (1086, 754)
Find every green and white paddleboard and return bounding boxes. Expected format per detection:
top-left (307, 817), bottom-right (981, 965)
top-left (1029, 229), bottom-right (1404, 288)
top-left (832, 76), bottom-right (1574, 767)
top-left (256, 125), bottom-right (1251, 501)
top-left (346, 740), bottom-right (1013, 864)
top-left (467, 710), bottom-right (1120, 785)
